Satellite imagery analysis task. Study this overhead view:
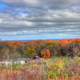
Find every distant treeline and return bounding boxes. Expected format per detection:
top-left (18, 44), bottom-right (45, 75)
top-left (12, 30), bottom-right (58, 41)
top-left (0, 39), bottom-right (80, 60)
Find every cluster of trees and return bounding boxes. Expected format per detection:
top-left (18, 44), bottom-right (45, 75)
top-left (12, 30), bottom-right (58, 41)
top-left (0, 39), bottom-right (80, 60)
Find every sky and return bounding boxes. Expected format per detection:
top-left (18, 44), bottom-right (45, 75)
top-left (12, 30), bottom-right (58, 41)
top-left (0, 0), bottom-right (80, 41)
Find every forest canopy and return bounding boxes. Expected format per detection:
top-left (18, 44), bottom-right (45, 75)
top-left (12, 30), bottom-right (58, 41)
top-left (0, 39), bottom-right (80, 60)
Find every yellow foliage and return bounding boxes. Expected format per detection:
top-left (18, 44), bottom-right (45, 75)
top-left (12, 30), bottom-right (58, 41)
top-left (50, 59), bottom-right (65, 70)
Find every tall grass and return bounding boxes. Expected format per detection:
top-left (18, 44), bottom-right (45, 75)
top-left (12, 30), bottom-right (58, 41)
top-left (0, 59), bottom-right (48, 80)
top-left (0, 57), bottom-right (80, 80)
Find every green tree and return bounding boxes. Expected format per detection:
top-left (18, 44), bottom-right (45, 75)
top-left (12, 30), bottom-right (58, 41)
top-left (23, 46), bottom-right (36, 58)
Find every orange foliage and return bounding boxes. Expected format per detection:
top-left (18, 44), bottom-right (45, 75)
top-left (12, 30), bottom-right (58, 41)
top-left (0, 39), bottom-right (80, 48)
top-left (41, 48), bottom-right (52, 58)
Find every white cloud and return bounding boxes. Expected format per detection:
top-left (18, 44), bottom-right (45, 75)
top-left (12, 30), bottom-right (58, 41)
top-left (25, 10), bottom-right (80, 23)
top-left (2, 0), bottom-right (21, 3)
top-left (0, 0), bottom-right (80, 40)
top-left (23, 0), bottom-right (40, 5)
top-left (1, 0), bottom-right (80, 7)
top-left (0, 19), bottom-right (3, 23)
top-left (0, 9), bottom-right (80, 29)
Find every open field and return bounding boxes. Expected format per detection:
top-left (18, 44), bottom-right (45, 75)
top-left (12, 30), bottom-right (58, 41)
top-left (0, 57), bottom-right (80, 80)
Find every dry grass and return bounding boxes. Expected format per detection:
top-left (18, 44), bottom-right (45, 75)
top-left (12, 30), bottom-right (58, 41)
top-left (0, 57), bottom-right (80, 80)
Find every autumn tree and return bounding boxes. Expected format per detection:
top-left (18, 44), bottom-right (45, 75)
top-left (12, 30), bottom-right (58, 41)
top-left (23, 45), bottom-right (37, 58)
top-left (41, 48), bottom-right (52, 58)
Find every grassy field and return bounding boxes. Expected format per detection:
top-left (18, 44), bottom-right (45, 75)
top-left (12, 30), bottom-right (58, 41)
top-left (0, 57), bottom-right (80, 80)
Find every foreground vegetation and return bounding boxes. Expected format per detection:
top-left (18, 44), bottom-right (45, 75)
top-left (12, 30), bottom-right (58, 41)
top-left (0, 56), bottom-right (80, 80)
top-left (47, 57), bottom-right (80, 80)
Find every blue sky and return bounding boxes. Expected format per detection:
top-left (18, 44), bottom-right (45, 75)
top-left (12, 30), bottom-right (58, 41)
top-left (0, 0), bottom-right (80, 41)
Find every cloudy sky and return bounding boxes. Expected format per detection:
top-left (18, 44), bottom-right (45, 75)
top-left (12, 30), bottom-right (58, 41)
top-left (0, 0), bottom-right (80, 41)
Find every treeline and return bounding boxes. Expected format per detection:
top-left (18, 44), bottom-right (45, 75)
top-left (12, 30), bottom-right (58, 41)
top-left (0, 39), bottom-right (80, 60)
